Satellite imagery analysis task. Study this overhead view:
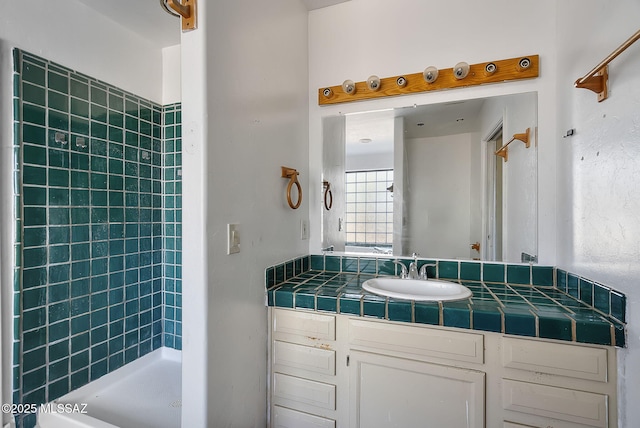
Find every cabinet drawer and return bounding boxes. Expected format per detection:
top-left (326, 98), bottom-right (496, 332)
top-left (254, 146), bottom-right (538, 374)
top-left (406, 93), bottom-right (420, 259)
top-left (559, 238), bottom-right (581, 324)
top-left (502, 379), bottom-right (608, 427)
top-left (273, 340), bottom-right (336, 376)
top-left (273, 373), bottom-right (336, 410)
top-left (272, 405), bottom-right (335, 428)
top-left (503, 337), bottom-right (608, 382)
top-left (274, 309), bottom-right (336, 340)
top-left (503, 423), bottom-right (536, 428)
top-left (349, 319), bottom-right (484, 364)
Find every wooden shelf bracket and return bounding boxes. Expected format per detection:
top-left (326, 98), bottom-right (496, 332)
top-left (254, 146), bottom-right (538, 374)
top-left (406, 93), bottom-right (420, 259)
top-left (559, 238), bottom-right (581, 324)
top-left (495, 128), bottom-right (530, 162)
top-left (575, 29), bottom-right (640, 102)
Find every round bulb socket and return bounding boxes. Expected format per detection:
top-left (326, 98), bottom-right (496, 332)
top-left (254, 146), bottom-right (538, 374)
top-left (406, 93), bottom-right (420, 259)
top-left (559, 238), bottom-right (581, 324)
top-left (517, 57), bottom-right (531, 72)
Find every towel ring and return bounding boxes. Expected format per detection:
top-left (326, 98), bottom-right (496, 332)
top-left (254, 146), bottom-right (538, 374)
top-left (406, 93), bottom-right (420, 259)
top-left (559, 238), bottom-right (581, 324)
top-left (322, 181), bottom-right (333, 210)
top-left (281, 167), bottom-right (302, 209)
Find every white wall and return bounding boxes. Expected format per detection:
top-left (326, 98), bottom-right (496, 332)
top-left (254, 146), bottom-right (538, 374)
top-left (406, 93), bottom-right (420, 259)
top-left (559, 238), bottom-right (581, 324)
top-left (405, 133), bottom-right (475, 259)
top-left (346, 151), bottom-right (392, 171)
top-left (181, 0), bottom-right (309, 426)
top-left (162, 45), bottom-right (182, 105)
top-left (308, 0), bottom-right (558, 265)
top-left (479, 93), bottom-right (538, 262)
top-left (0, 38), bottom-right (13, 427)
top-left (322, 116), bottom-right (346, 252)
top-left (0, 0), bottom-right (165, 103)
top-left (555, 1), bottom-right (640, 425)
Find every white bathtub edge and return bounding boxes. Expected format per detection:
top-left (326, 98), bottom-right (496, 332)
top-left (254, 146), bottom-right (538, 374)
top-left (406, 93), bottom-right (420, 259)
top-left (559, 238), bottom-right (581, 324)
top-left (37, 347), bottom-right (182, 428)
top-left (57, 347), bottom-right (180, 403)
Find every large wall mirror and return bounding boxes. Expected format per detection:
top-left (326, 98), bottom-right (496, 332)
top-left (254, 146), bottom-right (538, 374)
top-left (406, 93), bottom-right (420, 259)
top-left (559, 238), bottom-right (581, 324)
top-left (321, 92), bottom-right (538, 263)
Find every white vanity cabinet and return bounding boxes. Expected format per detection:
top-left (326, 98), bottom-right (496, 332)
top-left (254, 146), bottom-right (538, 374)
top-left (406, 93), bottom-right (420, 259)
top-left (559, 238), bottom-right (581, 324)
top-left (268, 308), bottom-right (618, 428)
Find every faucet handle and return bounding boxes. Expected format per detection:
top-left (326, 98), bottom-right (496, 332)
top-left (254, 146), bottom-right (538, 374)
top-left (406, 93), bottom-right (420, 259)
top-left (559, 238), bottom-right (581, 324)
top-left (419, 263), bottom-right (437, 280)
top-left (393, 260), bottom-right (408, 279)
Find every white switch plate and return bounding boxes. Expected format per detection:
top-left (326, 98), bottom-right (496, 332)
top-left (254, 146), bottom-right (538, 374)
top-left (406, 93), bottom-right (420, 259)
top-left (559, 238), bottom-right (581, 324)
top-left (300, 219), bottom-right (309, 240)
top-left (227, 223), bottom-right (240, 254)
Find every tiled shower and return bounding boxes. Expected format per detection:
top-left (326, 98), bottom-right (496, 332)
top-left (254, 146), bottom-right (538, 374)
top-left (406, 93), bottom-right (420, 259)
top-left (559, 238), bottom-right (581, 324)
top-left (11, 50), bottom-right (182, 426)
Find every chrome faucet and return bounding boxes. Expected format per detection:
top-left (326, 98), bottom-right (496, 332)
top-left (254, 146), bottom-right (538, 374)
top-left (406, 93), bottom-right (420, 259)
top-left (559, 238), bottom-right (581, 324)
top-left (407, 253), bottom-right (420, 279)
top-left (394, 253), bottom-right (421, 280)
top-left (394, 253), bottom-right (436, 280)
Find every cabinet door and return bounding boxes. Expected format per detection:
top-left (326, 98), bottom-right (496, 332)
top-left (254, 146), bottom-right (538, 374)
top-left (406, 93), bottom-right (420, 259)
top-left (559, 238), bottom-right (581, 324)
top-left (349, 350), bottom-right (485, 428)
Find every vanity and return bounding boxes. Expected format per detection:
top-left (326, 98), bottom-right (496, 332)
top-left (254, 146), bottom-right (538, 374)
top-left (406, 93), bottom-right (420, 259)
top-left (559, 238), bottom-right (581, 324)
top-left (286, 54), bottom-right (627, 428)
top-left (266, 255), bottom-right (625, 428)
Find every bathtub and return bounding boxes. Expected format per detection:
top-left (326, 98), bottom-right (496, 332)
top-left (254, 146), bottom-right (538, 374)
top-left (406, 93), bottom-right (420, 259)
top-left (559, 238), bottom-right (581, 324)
top-left (37, 347), bottom-right (181, 428)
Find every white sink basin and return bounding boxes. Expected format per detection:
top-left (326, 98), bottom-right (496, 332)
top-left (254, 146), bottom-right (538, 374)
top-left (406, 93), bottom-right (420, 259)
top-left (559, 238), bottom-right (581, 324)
top-left (362, 277), bottom-right (472, 302)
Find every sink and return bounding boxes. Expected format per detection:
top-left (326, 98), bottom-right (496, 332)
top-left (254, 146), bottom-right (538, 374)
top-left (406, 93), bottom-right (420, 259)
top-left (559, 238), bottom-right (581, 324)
top-left (362, 277), bottom-right (472, 302)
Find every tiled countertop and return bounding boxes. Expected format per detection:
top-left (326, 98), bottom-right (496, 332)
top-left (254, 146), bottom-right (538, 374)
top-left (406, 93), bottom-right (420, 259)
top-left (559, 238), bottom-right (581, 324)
top-left (266, 255), bottom-right (627, 347)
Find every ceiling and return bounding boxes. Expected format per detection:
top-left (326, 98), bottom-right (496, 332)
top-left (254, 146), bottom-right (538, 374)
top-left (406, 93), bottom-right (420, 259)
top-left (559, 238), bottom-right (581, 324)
top-left (301, 0), bottom-right (351, 10)
top-left (345, 98), bottom-right (486, 156)
top-left (77, 0), bottom-right (351, 50)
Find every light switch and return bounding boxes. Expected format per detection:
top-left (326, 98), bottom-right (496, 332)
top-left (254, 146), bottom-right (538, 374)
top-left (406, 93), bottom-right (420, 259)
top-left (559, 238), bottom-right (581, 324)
top-left (227, 223), bottom-right (240, 254)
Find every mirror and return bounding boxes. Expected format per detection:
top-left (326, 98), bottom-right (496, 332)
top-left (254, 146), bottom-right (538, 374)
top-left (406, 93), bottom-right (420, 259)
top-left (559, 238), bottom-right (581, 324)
top-left (321, 92), bottom-right (538, 263)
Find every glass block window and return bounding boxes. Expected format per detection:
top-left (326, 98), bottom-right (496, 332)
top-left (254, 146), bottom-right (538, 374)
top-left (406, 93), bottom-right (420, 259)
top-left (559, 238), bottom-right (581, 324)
top-left (345, 169), bottom-right (393, 246)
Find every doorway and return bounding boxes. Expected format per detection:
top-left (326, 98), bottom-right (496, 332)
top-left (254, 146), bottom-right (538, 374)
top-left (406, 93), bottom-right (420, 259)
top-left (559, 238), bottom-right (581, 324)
top-left (484, 124), bottom-right (503, 261)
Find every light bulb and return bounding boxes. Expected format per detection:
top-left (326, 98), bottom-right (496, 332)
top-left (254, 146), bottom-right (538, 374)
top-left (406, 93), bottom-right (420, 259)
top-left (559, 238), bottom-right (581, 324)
top-left (423, 66), bottom-right (439, 83)
top-left (342, 80), bottom-right (356, 95)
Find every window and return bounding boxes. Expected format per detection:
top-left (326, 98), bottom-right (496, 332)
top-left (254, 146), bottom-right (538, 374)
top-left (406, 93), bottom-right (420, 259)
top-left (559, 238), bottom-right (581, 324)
top-left (344, 169), bottom-right (393, 247)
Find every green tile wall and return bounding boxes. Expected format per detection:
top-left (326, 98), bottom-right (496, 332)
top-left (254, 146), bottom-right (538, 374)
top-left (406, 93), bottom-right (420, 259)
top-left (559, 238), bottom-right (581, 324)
top-left (162, 103), bottom-right (182, 350)
top-left (12, 50), bottom-right (182, 427)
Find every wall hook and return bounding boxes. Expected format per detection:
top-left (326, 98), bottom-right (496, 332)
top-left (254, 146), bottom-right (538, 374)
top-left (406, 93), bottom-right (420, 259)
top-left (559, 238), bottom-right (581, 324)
top-left (322, 181), bottom-right (333, 210)
top-left (165, 0), bottom-right (197, 31)
top-left (281, 167), bottom-right (302, 209)
top-left (495, 128), bottom-right (530, 162)
top-left (54, 132), bottom-right (67, 145)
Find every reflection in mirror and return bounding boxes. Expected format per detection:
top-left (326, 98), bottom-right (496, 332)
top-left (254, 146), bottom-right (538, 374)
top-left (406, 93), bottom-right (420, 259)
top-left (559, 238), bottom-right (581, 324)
top-left (321, 92), bottom-right (538, 263)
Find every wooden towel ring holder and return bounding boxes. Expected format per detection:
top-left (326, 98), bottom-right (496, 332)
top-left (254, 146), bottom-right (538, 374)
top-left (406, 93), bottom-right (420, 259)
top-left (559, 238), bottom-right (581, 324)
top-left (323, 181), bottom-right (333, 210)
top-left (281, 167), bottom-right (302, 209)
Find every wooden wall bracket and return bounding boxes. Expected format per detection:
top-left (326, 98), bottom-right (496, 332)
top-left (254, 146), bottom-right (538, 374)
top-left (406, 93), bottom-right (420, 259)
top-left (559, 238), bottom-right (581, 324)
top-left (318, 55), bottom-right (539, 106)
top-left (574, 66), bottom-right (608, 102)
top-left (495, 128), bottom-right (530, 162)
top-left (574, 29), bottom-right (640, 103)
top-left (167, 0), bottom-right (197, 31)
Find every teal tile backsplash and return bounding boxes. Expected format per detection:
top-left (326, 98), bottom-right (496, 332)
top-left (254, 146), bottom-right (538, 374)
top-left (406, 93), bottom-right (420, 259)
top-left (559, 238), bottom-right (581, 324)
top-left (13, 50), bottom-right (182, 426)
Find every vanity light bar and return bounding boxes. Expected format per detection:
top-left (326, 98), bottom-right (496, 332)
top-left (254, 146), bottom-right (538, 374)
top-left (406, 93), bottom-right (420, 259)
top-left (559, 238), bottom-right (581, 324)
top-left (318, 55), bottom-right (539, 106)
